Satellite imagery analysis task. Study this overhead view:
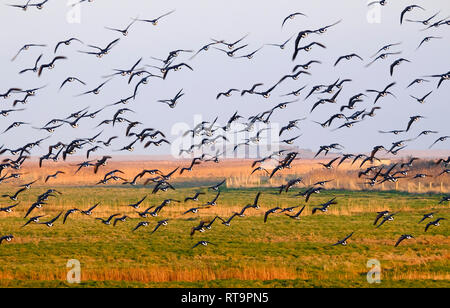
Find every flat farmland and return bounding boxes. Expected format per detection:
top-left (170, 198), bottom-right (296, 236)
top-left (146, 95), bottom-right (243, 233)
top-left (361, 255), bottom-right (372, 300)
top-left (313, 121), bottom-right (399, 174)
top-left (0, 182), bottom-right (448, 288)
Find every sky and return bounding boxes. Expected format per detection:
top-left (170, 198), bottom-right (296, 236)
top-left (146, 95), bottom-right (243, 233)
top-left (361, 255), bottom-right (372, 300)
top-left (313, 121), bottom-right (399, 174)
top-left (0, 0), bottom-right (449, 159)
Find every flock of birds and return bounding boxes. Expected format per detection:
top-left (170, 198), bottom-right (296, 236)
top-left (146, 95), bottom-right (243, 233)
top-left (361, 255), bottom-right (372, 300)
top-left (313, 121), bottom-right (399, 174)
top-left (0, 1), bottom-right (449, 250)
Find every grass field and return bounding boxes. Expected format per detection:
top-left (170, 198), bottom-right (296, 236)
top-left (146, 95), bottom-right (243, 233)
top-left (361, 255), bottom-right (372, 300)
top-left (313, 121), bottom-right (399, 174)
top-left (0, 184), bottom-right (448, 288)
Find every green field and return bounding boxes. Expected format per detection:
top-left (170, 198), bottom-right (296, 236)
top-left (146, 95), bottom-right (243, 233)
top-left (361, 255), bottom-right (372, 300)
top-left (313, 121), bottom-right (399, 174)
top-left (0, 186), bottom-right (448, 288)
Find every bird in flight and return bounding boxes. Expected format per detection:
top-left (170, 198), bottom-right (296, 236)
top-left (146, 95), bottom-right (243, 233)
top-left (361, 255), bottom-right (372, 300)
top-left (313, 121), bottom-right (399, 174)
top-left (134, 10), bottom-right (176, 26)
top-left (400, 5), bottom-right (425, 24)
top-left (395, 234), bottom-right (414, 247)
top-left (332, 232), bottom-right (355, 246)
top-left (281, 12), bottom-right (307, 28)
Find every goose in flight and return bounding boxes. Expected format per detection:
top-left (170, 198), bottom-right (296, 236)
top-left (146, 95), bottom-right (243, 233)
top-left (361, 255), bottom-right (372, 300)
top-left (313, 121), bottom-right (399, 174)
top-left (412, 173), bottom-right (432, 180)
top-left (426, 71), bottom-right (450, 89)
top-left (241, 83), bottom-right (264, 96)
top-left (190, 221), bottom-right (209, 237)
top-left (151, 181), bottom-right (175, 194)
top-left (407, 78), bottom-right (429, 88)
top-left (22, 215), bottom-right (45, 228)
top-left (319, 157), bottom-right (340, 170)
top-left (366, 51), bottom-right (401, 67)
top-left (192, 241), bottom-right (215, 249)
top-left (105, 19), bottom-right (136, 36)
top-left (38, 56), bottom-right (67, 77)
top-left (202, 192), bottom-right (221, 207)
top-left (425, 218), bottom-right (445, 232)
top-left (208, 179), bottom-right (226, 191)
top-left (151, 220), bottom-right (169, 234)
top-left (214, 44), bottom-right (248, 58)
top-left (404, 11), bottom-right (440, 26)
top-left (266, 35), bottom-right (294, 50)
top-left (77, 79), bottom-right (111, 97)
top-left (439, 196), bottom-right (449, 204)
top-left (79, 38), bottom-right (120, 58)
top-left (312, 198), bottom-right (337, 214)
top-left (366, 82), bottom-right (396, 104)
top-left (284, 178), bottom-right (304, 192)
top-left (313, 20), bottom-right (342, 34)
top-left (421, 16), bottom-right (449, 31)
top-left (413, 130), bottom-right (438, 141)
top-left (390, 58), bottom-right (410, 76)
top-left (81, 203), bottom-right (100, 216)
top-left (373, 211), bottom-right (390, 225)
top-left (429, 136), bottom-right (449, 149)
top-left (237, 47), bottom-right (263, 60)
top-left (253, 82), bottom-right (281, 98)
top-left (416, 36), bottom-right (442, 50)
top-left (406, 115), bottom-right (425, 132)
top-left (63, 209), bottom-right (80, 224)
top-left (251, 167), bottom-right (270, 176)
top-left (419, 213), bottom-right (436, 224)
top-left (281, 12), bottom-right (307, 28)
top-left (132, 221), bottom-right (150, 232)
top-left (59, 77), bottom-right (86, 90)
top-left (437, 169), bottom-right (450, 177)
top-left (158, 89), bottom-right (184, 108)
top-left (435, 157), bottom-right (450, 167)
top-left (19, 54), bottom-right (43, 74)
top-left (96, 214), bottom-right (121, 225)
top-left (332, 232), bottom-right (354, 246)
top-left (0, 203), bottom-right (19, 213)
top-left (410, 91), bottom-right (432, 104)
top-left (45, 171), bottom-right (65, 183)
top-left (292, 42), bottom-right (326, 61)
top-left (113, 215), bottom-right (129, 227)
top-left (299, 187), bottom-right (325, 203)
top-left (370, 42), bottom-right (401, 58)
top-left (400, 5), bottom-right (425, 24)
top-left (0, 235), bottom-right (14, 245)
top-left (214, 34), bottom-right (248, 50)
top-left (11, 43), bottom-right (46, 61)
top-left (221, 213), bottom-right (239, 227)
top-left (8, 0), bottom-right (34, 11)
top-left (162, 62), bottom-right (193, 80)
top-left (184, 192), bottom-right (205, 202)
top-left (334, 53), bottom-right (363, 66)
top-left (0, 88), bottom-right (22, 99)
top-left (54, 38), bottom-right (83, 53)
top-left (376, 212), bottom-right (398, 228)
top-left (134, 10), bottom-right (176, 26)
top-left (395, 235), bottom-right (414, 247)
top-left (2, 187), bottom-right (27, 201)
top-left (127, 196), bottom-right (147, 209)
top-left (264, 207), bottom-right (282, 223)
top-left (400, 157), bottom-right (419, 168)
top-left (285, 205), bottom-right (306, 220)
top-left (39, 212), bottom-right (63, 227)
top-left (216, 89), bottom-right (240, 100)
top-left (281, 135), bottom-right (302, 145)
top-left (190, 41), bottom-right (222, 60)
top-left (183, 206), bottom-right (210, 215)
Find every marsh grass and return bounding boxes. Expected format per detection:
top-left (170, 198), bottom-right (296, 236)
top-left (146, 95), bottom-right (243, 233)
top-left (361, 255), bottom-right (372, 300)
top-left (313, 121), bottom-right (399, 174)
top-left (3, 159), bottom-right (448, 193)
top-left (0, 185), bottom-right (448, 288)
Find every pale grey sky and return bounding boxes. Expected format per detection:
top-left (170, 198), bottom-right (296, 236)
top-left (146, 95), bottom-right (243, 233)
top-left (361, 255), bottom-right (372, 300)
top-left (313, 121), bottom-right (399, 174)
top-left (0, 0), bottom-right (449, 158)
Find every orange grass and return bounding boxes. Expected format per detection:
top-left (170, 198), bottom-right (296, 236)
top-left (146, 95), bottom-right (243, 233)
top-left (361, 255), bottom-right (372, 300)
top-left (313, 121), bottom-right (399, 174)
top-left (2, 158), bottom-right (449, 193)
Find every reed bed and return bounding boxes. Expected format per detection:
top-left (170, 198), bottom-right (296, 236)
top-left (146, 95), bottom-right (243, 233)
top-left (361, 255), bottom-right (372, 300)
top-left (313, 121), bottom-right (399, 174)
top-left (2, 158), bottom-right (449, 194)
